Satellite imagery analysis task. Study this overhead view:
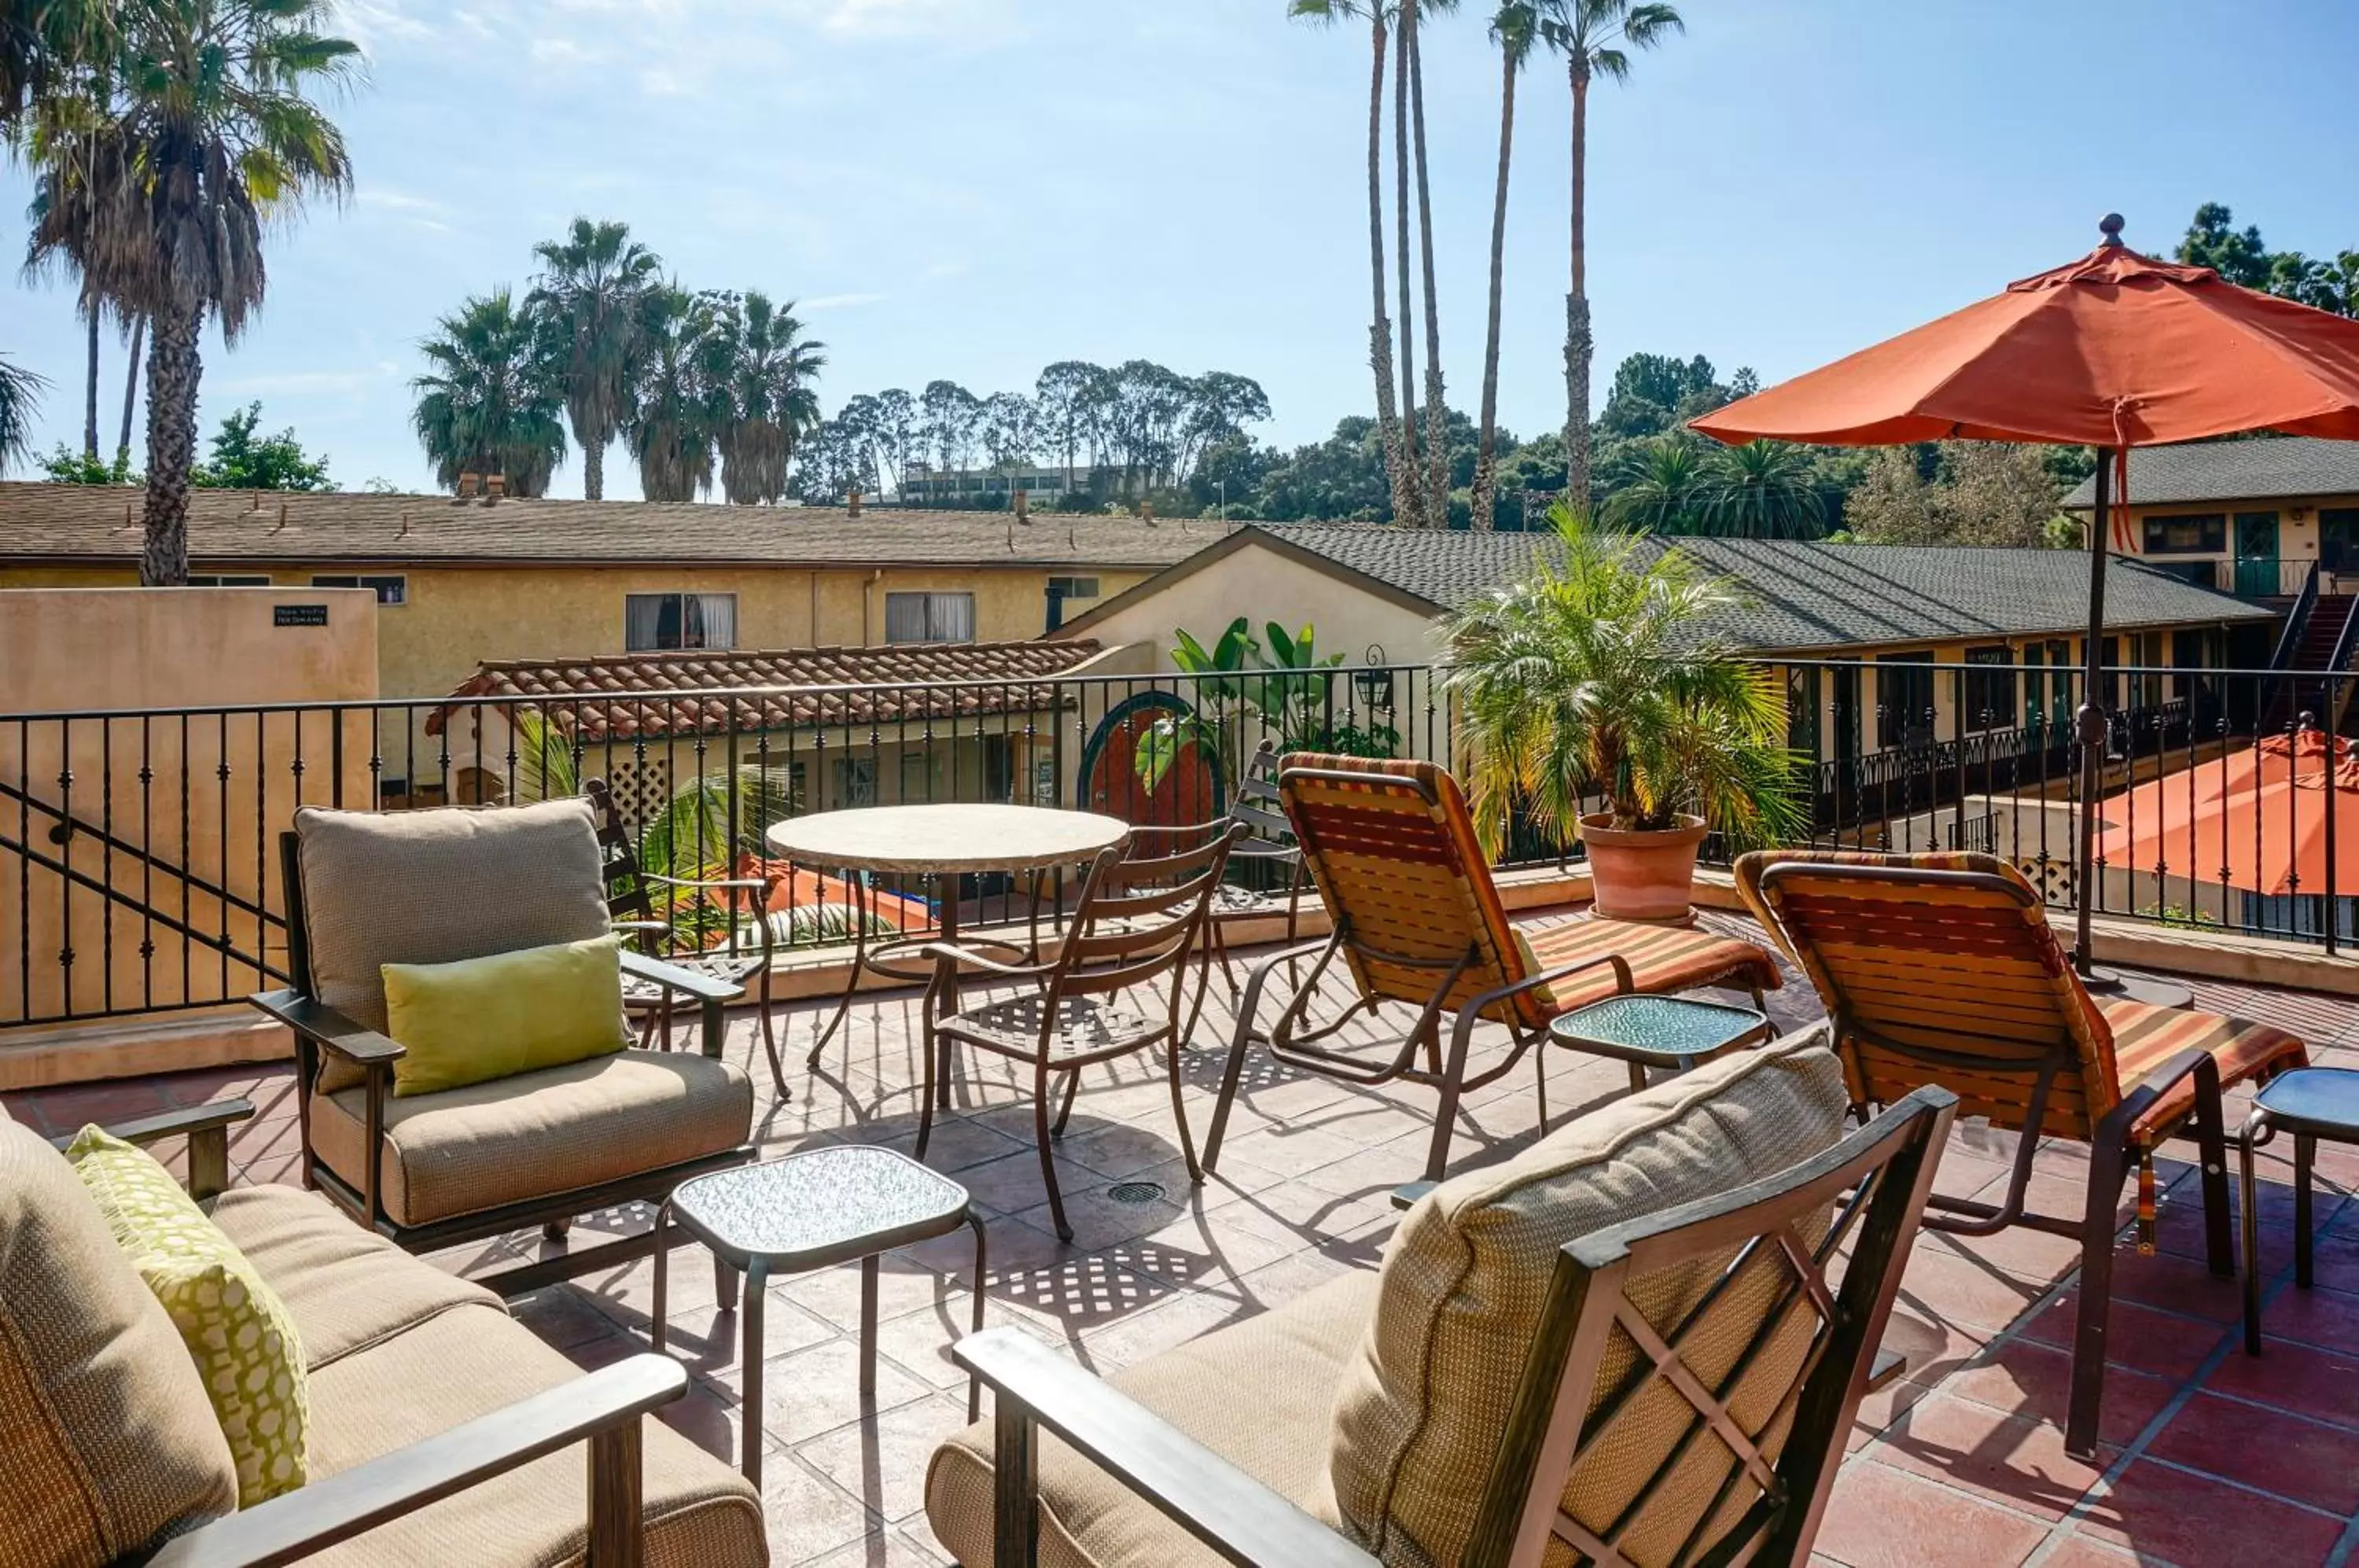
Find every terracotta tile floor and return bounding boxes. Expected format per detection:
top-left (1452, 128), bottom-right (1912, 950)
top-left (12, 906), bottom-right (2359, 1567)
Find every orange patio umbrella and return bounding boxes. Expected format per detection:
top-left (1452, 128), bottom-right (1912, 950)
top-left (1691, 215), bottom-right (2359, 970)
top-left (2096, 728), bottom-right (2359, 914)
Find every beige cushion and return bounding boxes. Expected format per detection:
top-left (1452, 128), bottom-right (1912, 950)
top-left (308, 1048), bottom-right (753, 1228)
top-left (300, 1301), bottom-right (762, 1568)
top-left (1330, 1027), bottom-right (1849, 1568)
top-left (293, 799), bottom-right (615, 1092)
top-left (0, 1119), bottom-right (239, 1565)
top-left (208, 1183), bottom-right (502, 1368)
top-left (928, 1272), bottom-right (1376, 1568)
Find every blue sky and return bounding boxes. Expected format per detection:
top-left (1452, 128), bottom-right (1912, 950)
top-left (3, 0), bottom-right (2355, 496)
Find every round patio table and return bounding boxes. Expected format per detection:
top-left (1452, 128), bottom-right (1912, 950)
top-left (767, 804), bottom-right (1132, 1072)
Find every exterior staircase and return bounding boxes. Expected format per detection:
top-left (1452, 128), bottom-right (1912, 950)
top-left (2268, 592), bottom-right (2359, 732)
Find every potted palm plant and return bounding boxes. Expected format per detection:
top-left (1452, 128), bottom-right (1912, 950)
top-left (1442, 504), bottom-right (1801, 922)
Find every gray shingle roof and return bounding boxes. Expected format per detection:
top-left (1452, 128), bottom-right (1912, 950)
top-left (0, 482), bottom-right (1235, 569)
top-left (2061, 437), bottom-right (2359, 510)
top-left (1251, 525), bottom-right (2273, 652)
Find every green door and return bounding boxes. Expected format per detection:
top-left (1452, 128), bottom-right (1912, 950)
top-left (2236, 511), bottom-right (2281, 596)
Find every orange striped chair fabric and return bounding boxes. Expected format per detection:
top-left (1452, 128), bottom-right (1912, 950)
top-left (1279, 753), bottom-right (1782, 1029)
top-left (1733, 848), bottom-right (2305, 1151)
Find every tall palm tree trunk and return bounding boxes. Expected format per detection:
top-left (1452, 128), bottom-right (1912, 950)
top-left (1409, 16), bottom-right (1447, 528)
top-left (117, 313), bottom-right (144, 466)
top-left (1393, 6), bottom-right (1423, 526)
top-left (1471, 44), bottom-right (1518, 533)
top-left (139, 300), bottom-right (202, 586)
top-left (583, 431), bottom-right (605, 500)
top-left (1364, 11), bottom-right (1409, 528)
top-left (1563, 63), bottom-right (1593, 510)
top-left (83, 305), bottom-right (101, 460)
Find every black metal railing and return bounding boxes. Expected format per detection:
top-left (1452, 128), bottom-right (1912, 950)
top-left (6, 657), bottom-right (2354, 1029)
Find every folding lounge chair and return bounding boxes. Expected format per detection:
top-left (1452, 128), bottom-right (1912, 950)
top-left (1203, 753), bottom-right (1786, 1183)
top-left (1734, 847), bottom-right (2309, 1458)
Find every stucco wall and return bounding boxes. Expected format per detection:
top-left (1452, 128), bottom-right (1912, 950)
top-left (1056, 542), bottom-right (1441, 672)
top-left (0, 562), bottom-right (1152, 701)
top-left (2114, 491), bottom-right (2359, 595)
top-left (0, 588), bottom-right (379, 1031)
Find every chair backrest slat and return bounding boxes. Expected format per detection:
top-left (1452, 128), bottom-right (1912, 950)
top-left (1044, 826), bottom-right (1242, 1004)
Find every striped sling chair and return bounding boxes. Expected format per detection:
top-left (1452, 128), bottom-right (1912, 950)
top-left (1201, 753), bottom-right (1785, 1185)
top-left (1733, 847), bottom-right (2308, 1458)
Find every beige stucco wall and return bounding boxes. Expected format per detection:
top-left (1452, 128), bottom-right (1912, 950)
top-left (2112, 491), bottom-right (2359, 595)
top-left (0, 562), bottom-right (1151, 701)
top-left (1055, 542), bottom-right (1441, 671)
top-left (0, 588), bottom-right (379, 1033)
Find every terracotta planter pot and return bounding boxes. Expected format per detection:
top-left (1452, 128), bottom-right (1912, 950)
top-left (1580, 812), bottom-right (1708, 924)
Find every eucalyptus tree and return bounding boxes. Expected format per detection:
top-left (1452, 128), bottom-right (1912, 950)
top-left (709, 291), bottom-right (824, 506)
top-left (628, 284), bottom-right (720, 502)
top-left (23, 0), bottom-right (358, 583)
top-left (0, 352), bottom-right (46, 474)
top-left (1285, 0), bottom-right (1411, 525)
top-left (528, 218), bottom-right (663, 501)
top-left (872, 387), bottom-right (920, 497)
top-left (918, 379), bottom-right (981, 479)
top-left (1470, 2), bottom-right (1536, 532)
top-left (979, 391), bottom-right (1037, 473)
top-left (1537, 0), bottom-right (1683, 510)
top-left (412, 289), bottom-right (569, 497)
top-left (1033, 359), bottom-right (1102, 491)
top-left (1177, 370), bottom-right (1272, 484)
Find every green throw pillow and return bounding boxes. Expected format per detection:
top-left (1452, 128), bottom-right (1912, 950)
top-left (381, 933), bottom-right (630, 1098)
top-left (66, 1125), bottom-right (308, 1508)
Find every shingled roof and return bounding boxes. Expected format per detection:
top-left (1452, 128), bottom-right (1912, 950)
top-left (431, 639), bottom-right (1105, 742)
top-left (2061, 437), bottom-right (2359, 510)
top-left (0, 482), bottom-right (1233, 569)
top-left (1068, 525), bottom-right (2273, 653)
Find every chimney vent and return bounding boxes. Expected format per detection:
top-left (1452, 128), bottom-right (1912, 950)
top-left (483, 473), bottom-right (507, 505)
top-left (455, 471), bottom-right (480, 502)
top-left (1140, 499), bottom-right (1155, 524)
top-left (1014, 487), bottom-right (1029, 521)
top-left (848, 488), bottom-right (863, 518)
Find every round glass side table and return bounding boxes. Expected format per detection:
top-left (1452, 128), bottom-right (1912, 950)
top-left (1546, 993), bottom-right (1776, 1097)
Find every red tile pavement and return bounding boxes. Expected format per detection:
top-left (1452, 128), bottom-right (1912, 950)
top-left (11, 926), bottom-right (2359, 1567)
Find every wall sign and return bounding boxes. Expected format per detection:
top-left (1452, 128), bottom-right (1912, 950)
top-left (274, 604), bottom-right (329, 628)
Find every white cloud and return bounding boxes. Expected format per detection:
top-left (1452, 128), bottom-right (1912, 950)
top-left (800, 292), bottom-right (886, 312)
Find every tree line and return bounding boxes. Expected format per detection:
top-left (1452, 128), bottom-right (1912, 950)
top-left (794, 363), bottom-right (1272, 506)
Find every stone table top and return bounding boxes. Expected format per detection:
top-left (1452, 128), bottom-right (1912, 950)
top-left (668, 1146), bottom-right (973, 1266)
top-left (764, 803), bottom-right (1130, 874)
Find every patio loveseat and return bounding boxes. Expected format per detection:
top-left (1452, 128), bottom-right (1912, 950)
top-left (0, 1097), bottom-right (764, 1568)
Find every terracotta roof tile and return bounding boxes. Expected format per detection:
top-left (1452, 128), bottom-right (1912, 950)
top-left (431, 640), bottom-right (1104, 742)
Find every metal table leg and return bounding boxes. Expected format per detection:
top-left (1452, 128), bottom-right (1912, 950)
top-left (740, 1259), bottom-right (767, 1486)
top-left (2241, 1109), bottom-right (2268, 1355)
top-left (650, 1199), bottom-right (671, 1353)
top-left (859, 1255), bottom-right (879, 1397)
top-left (966, 1209), bottom-right (988, 1422)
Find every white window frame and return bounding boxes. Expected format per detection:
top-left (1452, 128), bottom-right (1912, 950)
top-left (625, 591), bottom-right (738, 652)
top-left (311, 573), bottom-right (408, 605)
top-left (884, 591), bottom-right (977, 644)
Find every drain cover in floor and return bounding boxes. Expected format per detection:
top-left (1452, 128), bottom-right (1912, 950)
top-left (1106, 1180), bottom-right (1166, 1205)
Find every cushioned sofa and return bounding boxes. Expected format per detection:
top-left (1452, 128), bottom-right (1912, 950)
top-left (0, 1099), bottom-right (766, 1568)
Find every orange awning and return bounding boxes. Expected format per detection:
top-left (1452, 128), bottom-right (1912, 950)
top-left (2096, 730), bottom-right (2359, 900)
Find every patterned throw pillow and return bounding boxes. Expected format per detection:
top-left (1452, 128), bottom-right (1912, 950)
top-left (66, 1126), bottom-right (309, 1507)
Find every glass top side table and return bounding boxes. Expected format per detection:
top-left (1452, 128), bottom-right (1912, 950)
top-left (1547, 993), bottom-right (1774, 1097)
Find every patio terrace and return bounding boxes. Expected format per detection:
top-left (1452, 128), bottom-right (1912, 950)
top-left (8, 904), bottom-right (2357, 1568)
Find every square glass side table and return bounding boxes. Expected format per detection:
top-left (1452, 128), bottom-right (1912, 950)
top-left (1546, 993), bottom-right (1774, 1097)
top-left (650, 1143), bottom-right (986, 1485)
top-left (2238, 1066), bottom-right (2359, 1355)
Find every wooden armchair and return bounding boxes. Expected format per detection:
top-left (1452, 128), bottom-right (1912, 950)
top-left (251, 797), bottom-right (758, 1296)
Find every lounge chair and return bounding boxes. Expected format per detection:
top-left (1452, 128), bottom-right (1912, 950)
top-left (1204, 753), bottom-right (1786, 1183)
top-left (1734, 847), bottom-right (2309, 1457)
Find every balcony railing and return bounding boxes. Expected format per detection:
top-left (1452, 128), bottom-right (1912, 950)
top-left (2, 659), bottom-right (2350, 1029)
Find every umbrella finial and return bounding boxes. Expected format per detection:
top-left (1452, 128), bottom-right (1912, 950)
top-left (2099, 212), bottom-right (2126, 248)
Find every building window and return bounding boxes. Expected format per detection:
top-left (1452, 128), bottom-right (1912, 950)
top-left (884, 591), bottom-right (976, 644)
top-left (625, 592), bottom-right (736, 652)
top-left (1875, 652), bottom-right (1935, 750)
top-left (187, 574), bottom-right (272, 587)
top-left (1963, 645), bottom-right (2014, 731)
top-left (311, 573), bottom-right (407, 605)
top-left (2322, 507), bottom-right (2359, 572)
top-left (1047, 576), bottom-right (1099, 601)
top-left (900, 750), bottom-right (929, 803)
top-left (830, 756), bottom-right (877, 808)
top-left (2141, 513), bottom-right (2225, 554)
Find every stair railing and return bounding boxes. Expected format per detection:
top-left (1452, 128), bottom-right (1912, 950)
top-left (2269, 558), bottom-right (2323, 672)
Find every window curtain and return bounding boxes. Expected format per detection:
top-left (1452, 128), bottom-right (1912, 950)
top-left (933, 593), bottom-right (976, 642)
top-left (688, 594), bottom-right (736, 650)
top-left (625, 594), bottom-right (666, 652)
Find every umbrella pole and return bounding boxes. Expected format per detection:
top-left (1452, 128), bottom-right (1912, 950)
top-left (2074, 447), bottom-right (2111, 976)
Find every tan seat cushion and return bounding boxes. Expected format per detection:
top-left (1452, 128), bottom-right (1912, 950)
top-left (293, 799), bottom-right (617, 1092)
top-left (1330, 1027), bottom-right (1849, 1568)
top-left (309, 1049), bottom-right (753, 1228)
top-left (0, 1119), bottom-right (238, 1566)
top-left (300, 1301), bottom-right (762, 1568)
top-left (208, 1183), bottom-right (502, 1368)
top-left (927, 1272), bottom-right (1377, 1568)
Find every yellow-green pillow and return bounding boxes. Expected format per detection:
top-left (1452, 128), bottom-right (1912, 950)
top-left (66, 1125), bottom-right (308, 1508)
top-left (381, 933), bottom-right (630, 1098)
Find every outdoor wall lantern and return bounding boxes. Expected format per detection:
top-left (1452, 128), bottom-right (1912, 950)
top-left (1354, 646), bottom-right (1394, 709)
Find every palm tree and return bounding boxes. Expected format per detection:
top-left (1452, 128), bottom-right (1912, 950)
top-left (1390, 0), bottom-right (1422, 523)
top-left (17, 62), bottom-right (123, 462)
top-left (1600, 432), bottom-right (1706, 532)
top-left (1441, 504), bottom-right (1798, 854)
top-left (1539, 0), bottom-right (1683, 511)
top-left (1, 2), bottom-right (110, 131)
top-left (1286, 0), bottom-right (1413, 529)
top-left (1470, 2), bottom-right (1535, 532)
top-left (1699, 440), bottom-right (1828, 539)
top-left (115, 311), bottom-right (140, 466)
top-left (1406, 0), bottom-right (1456, 528)
top-left (0, 352), bottom-right (46, 473)
top-left (629, 285), bottom-right (721, 502)
top-left (24, 0), bottom-right (355, 584)
top-left (710, 292), bottom-right (824, 506)
top-left (412, 289), bottom-right (569, 497)
top-left (528, 219), bottom-right (663, 502)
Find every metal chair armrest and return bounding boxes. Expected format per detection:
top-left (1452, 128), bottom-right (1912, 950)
top-left (2095, 1044), bottom-right (2218, 1150)
top-left (618, 948), bottom-right (745, 1003)
top-left (919, 941), bottom-right (1058, 983)
top-left (248, 988), bottom-right (403, 1066)
top-left (639, 872), bottom-right (770, 894)
top-left (955, 1329), bottom-right (1378, 1568)
top-left (145, 1356), bottom-right (687, 1568)
top-left (49, 1099), bottom-right (258, 1203)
